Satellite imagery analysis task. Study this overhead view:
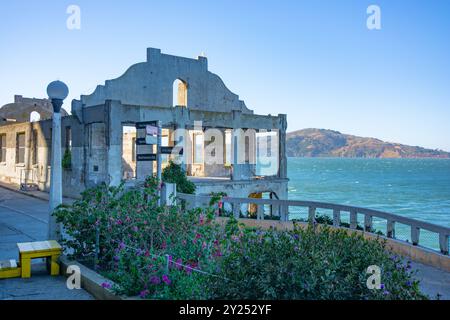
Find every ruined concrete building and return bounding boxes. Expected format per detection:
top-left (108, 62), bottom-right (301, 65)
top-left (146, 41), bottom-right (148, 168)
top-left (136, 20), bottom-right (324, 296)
top-left (0, 48), bottom-right (288, 202)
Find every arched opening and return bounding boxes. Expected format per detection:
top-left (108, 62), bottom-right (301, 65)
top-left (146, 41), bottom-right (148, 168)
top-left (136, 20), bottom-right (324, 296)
top-left (30, 111), bottom-right (41, 122)
top-left (173, 79), bottom-right (188, 107)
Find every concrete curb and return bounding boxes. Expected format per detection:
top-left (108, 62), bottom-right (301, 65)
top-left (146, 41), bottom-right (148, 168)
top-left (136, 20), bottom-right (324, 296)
top-left (59, 255), bottom-right (127, 300)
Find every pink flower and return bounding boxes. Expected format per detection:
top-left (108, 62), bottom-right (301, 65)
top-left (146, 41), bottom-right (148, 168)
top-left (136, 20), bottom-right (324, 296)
top-left (101, 282), bottom-right (112, 289)
top-left (175, 258), bottom-right (183, 270)
top-left (162, 275), bottom-right (171, 285)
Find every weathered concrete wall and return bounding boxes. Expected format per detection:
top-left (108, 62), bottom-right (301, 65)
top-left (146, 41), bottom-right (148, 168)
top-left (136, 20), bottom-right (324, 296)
top-left (0, 116), bottom-right (85, 198)
top-left (0, 50), bottom-right (288, 201)
top-left (73, 48), bottom-right (251, 114)
top-left (0, 95), bottom-right (68, 123)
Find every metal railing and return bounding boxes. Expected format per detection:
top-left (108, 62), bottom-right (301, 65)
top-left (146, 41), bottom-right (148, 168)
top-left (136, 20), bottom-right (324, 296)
top-left (177, 193), bottom-right (450, 255)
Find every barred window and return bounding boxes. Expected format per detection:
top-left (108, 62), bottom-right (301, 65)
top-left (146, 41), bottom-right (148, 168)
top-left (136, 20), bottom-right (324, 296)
top-left (0, 134), bottom-right (6, 163)
top-left (16, 132), bottom-right (25, 164)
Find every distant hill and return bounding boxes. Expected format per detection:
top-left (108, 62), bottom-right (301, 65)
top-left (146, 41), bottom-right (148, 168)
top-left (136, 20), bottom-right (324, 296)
top-left (286, 128), bottom-right (450, 158)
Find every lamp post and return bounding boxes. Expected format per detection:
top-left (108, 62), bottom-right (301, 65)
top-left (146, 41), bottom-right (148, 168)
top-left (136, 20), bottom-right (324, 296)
top-left (47, 80), bottom-right (69, 240)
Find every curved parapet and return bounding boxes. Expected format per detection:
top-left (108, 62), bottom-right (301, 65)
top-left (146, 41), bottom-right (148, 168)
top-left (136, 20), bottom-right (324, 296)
top-left (0, 95), bottom-right (68, 123)
top-left (74, 48), bottom-right (252, 114)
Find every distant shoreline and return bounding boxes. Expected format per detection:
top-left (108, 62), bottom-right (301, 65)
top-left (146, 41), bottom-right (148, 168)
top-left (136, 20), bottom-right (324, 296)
top-left (287, 156), bottom-right (450, 159)
top-left (287, 128), bottom-right (450, 159)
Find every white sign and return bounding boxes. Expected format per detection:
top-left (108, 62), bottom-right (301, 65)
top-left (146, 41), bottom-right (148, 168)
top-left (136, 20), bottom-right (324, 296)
top-left (146, 125), bottom-right (158, 136)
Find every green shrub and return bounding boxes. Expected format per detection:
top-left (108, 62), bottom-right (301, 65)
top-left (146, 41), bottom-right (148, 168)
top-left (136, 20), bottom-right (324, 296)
top-left (62, 149), bottom-right (72, 169)
top-left (54, 181), bottom-right (426, 300)
top-left (162, 161), bottom-right (196, 194)
top-left (209, 220), bottom-right (426, 300)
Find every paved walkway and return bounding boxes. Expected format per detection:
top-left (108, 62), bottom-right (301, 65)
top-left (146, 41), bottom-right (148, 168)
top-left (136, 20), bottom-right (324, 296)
top-left (0, 183), bottom-right (449, 300)
top-left (0, 186), bottom-right (93, 300)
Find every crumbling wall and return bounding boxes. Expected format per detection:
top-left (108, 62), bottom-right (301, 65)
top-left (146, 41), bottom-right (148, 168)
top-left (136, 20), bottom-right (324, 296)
top-left (73, 48), bottom-right (252, 114)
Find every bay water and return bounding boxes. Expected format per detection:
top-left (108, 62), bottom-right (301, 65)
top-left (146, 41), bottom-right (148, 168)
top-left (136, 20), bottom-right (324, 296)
top-left (287, 158), bottom-right (450, 249)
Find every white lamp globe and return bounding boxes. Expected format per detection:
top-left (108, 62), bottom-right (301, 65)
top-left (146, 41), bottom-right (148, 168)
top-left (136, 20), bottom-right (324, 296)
top-left (47, 80), bottom-right (69, 101)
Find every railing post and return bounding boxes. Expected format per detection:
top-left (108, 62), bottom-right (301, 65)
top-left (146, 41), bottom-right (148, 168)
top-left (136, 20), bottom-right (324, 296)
top-left (308, 206), bottom-right (316, 224)
top-left (350, 210), bottom-right (358, 229)
top-left (232, 202), bottom-right (240, 219)
top-left (270, 203), bottom-right (277, 218)
top-left (364, 215), bottom-right (373, 232)
top-left (387, 220), bottom-right (395, 238)
top-left (257, 204), bottom-right (264, 220)
top-left (411, 226), bottom-right (420, 246)
top-left (333, 209), bottom-right (340, 227)
top-left (280, 204), bottom-right (289, 222)
top-left (439, 233), bottom-right (449, 255)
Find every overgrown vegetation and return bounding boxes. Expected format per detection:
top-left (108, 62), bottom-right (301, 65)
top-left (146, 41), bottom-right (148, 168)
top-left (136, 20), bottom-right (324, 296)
top-left (54, 180), bottom-right (426, 300)
top-left (162, 161), bottom-right (196, 194)
top-left (62, 149), bottom-right (72, 169)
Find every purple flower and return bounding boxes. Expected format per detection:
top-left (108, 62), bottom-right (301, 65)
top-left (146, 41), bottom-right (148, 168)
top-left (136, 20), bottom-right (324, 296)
top-left (118, 242), bottom-right (125, 250)
top-left (162, 275), bottom-right (171, 285)
top-left (132, 226), bottom-right (139, 232)
top-left (101, 282), bottom-right (112, 289)
top-left (139, 290), bottom-right (149, 298)
top-left (383, 290), bottom-right (390, 295)
top-left (185, 264), bottom-right (192, 275)
top-left (175, 258), bottom-right (183, 270)
top-left (113, 255), bottom-right (120, 262)
top-left (150, 276), bottom-right (161, 285)
top-left (380, 284), bottom-right (385, 290)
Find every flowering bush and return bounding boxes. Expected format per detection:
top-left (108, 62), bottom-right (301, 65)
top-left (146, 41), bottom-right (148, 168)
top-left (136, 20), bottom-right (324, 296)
top-left (208, 220), bottom-right (425, 300)
top-left (54, 179), bottom-right (426, 300)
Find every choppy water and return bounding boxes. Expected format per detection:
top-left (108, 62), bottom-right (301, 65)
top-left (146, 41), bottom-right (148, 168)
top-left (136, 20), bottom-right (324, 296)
top-left (287, 158), bottom-right (450, 249)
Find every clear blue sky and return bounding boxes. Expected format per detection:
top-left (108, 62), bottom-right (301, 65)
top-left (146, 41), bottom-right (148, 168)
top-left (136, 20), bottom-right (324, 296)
top-left (1, 0), bottom-right (449, 150)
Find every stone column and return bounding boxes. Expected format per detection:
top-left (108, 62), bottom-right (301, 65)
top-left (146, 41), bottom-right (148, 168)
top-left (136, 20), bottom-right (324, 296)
top-left (174, 107), bottom-right (189, 172)
top-left (231, 110), bottom-right (242, 181)
top-left (105, 100), bottom-right (123, 186)
top-left (278, 114), bottom-right (288, 179)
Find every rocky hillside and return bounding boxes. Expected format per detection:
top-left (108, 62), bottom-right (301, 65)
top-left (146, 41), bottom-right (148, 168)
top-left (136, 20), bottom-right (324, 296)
top-left (286, 128), bottom-right (450, 158)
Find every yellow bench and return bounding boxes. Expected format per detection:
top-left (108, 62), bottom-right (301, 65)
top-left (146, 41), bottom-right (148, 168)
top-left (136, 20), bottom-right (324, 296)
top-left (17, 240), bottom-right (62, 278)
top-left (0, 259), bottom-right (21, 279)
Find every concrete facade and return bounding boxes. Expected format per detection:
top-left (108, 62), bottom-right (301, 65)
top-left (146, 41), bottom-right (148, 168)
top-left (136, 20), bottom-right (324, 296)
top-left (0, 48), bottom-right (288, 200)
top-left (0, 95), bottom-right (68, 124)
